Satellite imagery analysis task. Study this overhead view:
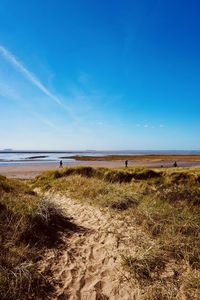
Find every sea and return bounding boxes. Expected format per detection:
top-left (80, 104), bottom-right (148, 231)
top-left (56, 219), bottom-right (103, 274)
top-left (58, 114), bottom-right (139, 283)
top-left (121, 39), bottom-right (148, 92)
top-left (0, 150), bottom-right (200, 166)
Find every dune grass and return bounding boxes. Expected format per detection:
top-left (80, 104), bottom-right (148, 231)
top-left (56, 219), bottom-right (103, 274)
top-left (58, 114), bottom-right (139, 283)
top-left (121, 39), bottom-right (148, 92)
top-left (0, 175), bottom-right (77, 300)
top-left (33, 166), bottom-right (200, 299)
top-left (1, 166), bottom-right (200, 299)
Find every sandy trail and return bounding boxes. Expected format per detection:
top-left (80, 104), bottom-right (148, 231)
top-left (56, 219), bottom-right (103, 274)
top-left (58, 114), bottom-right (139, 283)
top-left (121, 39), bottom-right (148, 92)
top-left (43, 193), bottom-right (146, 300)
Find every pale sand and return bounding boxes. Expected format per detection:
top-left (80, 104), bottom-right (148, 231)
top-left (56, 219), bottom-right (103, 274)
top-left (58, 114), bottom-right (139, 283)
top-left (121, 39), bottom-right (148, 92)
top-left (40, 192), bottom-right (149, 299)
top-left (1, 160), bottom-right (200, 179)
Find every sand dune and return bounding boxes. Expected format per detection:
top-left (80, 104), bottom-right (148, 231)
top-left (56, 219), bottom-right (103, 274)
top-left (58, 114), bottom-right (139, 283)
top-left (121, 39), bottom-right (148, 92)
top-left (41, 192), bottom-right (148, 299)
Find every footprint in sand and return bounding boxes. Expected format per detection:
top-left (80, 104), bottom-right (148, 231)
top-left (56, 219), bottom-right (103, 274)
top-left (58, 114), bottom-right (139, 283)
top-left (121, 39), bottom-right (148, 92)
top-left (44, 194), bottom-right (144, 299)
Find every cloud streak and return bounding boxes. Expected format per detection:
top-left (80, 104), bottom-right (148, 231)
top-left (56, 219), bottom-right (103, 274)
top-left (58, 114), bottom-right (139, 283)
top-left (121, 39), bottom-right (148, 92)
top-left (136, 123), bottom-right (165, 129)
top-left (0, 81), bottom-right (21, 101)
top-left (31, 112), bottom-right (58, 129)
top-left (0, 45), bottom-right (62, 106)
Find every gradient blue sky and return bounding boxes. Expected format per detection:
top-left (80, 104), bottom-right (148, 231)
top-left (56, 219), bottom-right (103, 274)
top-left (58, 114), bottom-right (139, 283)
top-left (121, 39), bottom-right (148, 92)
top-left (0, 0), bottom-right (200, 150)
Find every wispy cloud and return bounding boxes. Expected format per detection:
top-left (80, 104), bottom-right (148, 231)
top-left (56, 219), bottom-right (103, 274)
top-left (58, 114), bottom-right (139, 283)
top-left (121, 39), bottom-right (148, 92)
top-left (0, 80), bottom-right (58, 130)
top-left (136, 123), bottom-right (165, 128)
top-left (0, 46), bottom-right (99, 125)
top-left (0, 45), bottom-right (62, 106)
top-left (31, 112), bottom-right (57, 129)
top-left (0, 47), bottom-right (123, 133)
top-left (0, 81), bottom-right (20, 101)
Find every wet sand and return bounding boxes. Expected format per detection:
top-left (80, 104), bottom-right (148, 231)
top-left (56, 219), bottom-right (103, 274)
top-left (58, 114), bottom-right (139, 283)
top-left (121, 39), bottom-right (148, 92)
top-left (1, 160), bottom-right (200, 179)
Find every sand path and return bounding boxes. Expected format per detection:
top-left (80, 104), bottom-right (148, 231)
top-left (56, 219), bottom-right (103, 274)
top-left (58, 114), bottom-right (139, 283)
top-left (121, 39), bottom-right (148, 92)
top-left (43, 193), bottom-right (145, 300)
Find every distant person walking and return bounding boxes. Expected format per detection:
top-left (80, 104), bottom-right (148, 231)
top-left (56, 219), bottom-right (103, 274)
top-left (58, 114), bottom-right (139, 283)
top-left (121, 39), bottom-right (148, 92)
top-left (173, 161), bottom-right (177, 168)
top-left (125, 160), bottom-right (128, 168)
top-left (59, 160), bottom-right (63, 168)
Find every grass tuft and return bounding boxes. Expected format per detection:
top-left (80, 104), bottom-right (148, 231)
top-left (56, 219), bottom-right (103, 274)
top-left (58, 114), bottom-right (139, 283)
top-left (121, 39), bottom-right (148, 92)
top-left (122, 246), bottom-right (167, 280)
top-left (110, 196), bottom-right (138, 210)
top-left (0, 176), bottom-right (78, 299)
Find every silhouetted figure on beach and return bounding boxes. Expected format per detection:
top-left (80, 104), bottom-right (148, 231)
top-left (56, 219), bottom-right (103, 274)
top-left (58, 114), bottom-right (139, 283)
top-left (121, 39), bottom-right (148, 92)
top-left (125, 160), bottom-right (128, 167)
top-left (173, 161), bottom-right (177, 168)
top-left (59, 160), bottom-right (63, 168)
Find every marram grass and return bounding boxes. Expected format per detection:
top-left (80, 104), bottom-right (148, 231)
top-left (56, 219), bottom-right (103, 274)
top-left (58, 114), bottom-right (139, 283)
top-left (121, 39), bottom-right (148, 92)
top-left (1, 166), bottom-right (200, 299)
top-left (33, 166), bottom-right (200, 299)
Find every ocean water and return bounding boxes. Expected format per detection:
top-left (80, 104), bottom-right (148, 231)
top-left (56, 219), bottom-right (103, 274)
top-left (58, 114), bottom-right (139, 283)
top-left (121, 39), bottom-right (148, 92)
top-left (0, 150), bottom-right (200, 166)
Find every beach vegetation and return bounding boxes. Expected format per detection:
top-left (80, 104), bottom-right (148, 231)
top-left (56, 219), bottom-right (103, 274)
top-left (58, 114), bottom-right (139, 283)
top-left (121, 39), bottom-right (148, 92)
top-left (1, 166), bottom-right (200, 299)
top-left (0, 175), bottom-right (76, 299)
top-left (34, 166), bottom-right (200, 299)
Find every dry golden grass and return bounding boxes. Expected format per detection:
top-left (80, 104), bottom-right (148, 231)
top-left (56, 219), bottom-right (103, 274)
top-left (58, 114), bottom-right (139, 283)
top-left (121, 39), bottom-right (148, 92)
top-left (0, 175), bottom-right (77, 299)
top-left (33, 166), bottom-right (200, 299)
top-left (1, 166), bottom-right (199, 299)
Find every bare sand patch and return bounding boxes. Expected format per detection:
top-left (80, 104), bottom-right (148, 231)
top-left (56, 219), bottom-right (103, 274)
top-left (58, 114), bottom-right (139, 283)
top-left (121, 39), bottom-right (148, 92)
top-left (40, 192), bottom-right (149, 300)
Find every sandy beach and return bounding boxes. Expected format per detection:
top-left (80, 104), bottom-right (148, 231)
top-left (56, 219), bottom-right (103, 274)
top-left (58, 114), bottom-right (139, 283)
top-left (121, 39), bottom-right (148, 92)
top-left (1, 159), bottom-right (200, 179)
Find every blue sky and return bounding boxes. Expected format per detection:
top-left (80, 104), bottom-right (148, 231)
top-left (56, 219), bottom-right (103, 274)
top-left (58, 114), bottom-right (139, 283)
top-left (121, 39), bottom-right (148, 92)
top-left (0, 0), bottom-right (200, 150)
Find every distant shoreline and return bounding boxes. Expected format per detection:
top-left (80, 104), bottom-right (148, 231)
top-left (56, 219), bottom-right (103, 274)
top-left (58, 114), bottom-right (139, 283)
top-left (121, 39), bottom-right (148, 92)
top-left (1, 154), bottom-right (200, 166)
top-left (62, 154), bottom-right (200, 162)
top-left (1, 150), bottom-right (200, 154)
top-left (0, 158), bottom-right (200, 179)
